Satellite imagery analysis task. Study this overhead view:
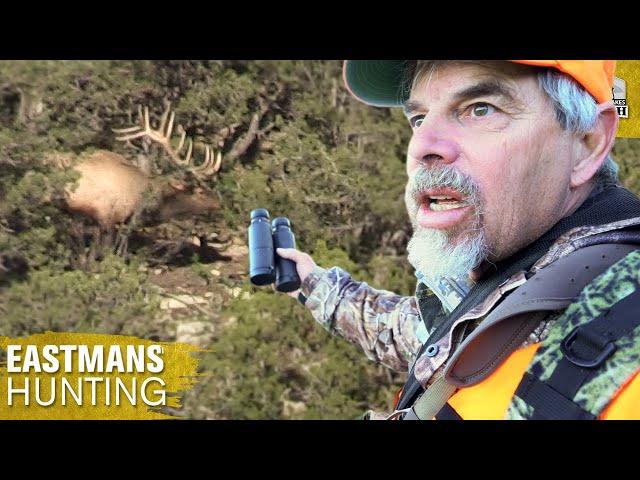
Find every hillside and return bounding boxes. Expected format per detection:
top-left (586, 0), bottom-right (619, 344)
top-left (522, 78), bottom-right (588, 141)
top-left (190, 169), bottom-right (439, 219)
top-left (1, 60), bottom-right (638, 419)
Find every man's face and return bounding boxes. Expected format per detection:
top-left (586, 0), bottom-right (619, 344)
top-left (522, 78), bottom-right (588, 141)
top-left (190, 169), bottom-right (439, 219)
top-left (404, 61), bottom-right (579, 281)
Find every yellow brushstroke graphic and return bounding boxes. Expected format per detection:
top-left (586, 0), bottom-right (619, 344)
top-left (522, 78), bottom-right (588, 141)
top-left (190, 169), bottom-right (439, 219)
top-left (616, 60), bottom-right (640, 138)
top-left (0, 332), bottom-right (206, 419)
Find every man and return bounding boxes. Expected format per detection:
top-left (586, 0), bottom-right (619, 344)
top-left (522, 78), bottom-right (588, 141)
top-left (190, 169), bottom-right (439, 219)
top-left (276, 60), bottom-right (640, 420)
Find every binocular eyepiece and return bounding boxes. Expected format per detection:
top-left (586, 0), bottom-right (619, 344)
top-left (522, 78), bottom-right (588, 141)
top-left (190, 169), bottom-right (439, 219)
top-left (248, 208), bottom-right (301, 293)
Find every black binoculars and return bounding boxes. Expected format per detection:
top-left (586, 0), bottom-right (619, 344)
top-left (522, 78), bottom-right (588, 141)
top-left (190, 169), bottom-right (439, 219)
top-left (248, 208), bottom-right (301, 293)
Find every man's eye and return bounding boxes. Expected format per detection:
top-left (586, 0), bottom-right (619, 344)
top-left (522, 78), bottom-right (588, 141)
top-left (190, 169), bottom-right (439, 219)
top-left (409, 115), bottom-right (425, 129)
top-left (466, 103), bottom-right (496, 118)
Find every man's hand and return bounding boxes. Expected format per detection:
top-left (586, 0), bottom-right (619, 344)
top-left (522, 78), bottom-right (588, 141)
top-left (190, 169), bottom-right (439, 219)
top-left (275, 247), bottom-right (317, 298)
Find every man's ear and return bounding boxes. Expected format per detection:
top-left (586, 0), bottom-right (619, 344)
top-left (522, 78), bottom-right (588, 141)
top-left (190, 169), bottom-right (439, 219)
top-left (571, 102), bottom-right (619, 188)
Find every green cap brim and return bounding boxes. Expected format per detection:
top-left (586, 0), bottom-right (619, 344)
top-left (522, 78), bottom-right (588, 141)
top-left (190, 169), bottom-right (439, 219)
top-left (343, 60), bottom-right (413, 107)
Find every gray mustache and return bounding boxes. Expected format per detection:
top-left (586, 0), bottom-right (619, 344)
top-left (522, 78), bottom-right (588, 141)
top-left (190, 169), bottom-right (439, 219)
top-left (407, 165), bottom-right (481, 205)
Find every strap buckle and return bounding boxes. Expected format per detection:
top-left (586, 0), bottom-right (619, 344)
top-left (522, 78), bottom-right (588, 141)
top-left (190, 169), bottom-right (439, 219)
top-left (384, 408), bottom-right (412, 420)
top-left (561, 324), bottom-right (617, 369)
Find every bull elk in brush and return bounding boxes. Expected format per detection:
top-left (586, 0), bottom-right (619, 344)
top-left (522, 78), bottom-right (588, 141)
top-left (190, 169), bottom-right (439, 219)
top-left (60, 103), bottom-right (225, 262)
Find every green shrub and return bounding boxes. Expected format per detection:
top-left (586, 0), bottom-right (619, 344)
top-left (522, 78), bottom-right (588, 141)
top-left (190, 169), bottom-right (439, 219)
top-left (187, 288), bottom-right (402, 419)
top-left (0, 254), bottom-right (160, 338)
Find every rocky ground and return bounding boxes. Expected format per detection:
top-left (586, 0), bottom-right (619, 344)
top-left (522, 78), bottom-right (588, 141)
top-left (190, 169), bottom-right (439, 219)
top-left (148, 230), bottom-right (250, 349)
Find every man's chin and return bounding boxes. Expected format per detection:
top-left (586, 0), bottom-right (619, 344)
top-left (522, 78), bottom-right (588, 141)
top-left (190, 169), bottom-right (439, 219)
top-left (406, 226), bottom-right (488, 281)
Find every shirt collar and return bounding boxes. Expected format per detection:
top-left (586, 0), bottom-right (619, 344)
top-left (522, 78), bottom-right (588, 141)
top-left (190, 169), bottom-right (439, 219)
top-left (415, 270), bottom-right (475, 314)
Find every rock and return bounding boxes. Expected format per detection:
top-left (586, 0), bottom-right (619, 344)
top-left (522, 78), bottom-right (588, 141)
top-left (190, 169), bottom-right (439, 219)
top-left (153, 269), bottom-right (163, 275)
top-left (178, 294), bottom-right (208, 305)
top-left (220, 315), bottom-right (237, 328)
top-left (224, 244), bottom-right (249, 259)
top-left (160, 294), bottom-right (209, 310)
top-left (282, 400), bottom-right (307, 418)
top-left (209, 269), bottom-right (221, 276)
top-left (161, 298), bottom-right (186, 310)
top-left (176, 321), bottom-right (215, 347)
top-left (225, 286), bottom-right (243, 298)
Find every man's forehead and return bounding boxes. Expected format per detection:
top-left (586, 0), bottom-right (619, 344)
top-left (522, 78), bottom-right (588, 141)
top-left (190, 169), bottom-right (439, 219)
top-left (406, 60), bottom-right (537, 109)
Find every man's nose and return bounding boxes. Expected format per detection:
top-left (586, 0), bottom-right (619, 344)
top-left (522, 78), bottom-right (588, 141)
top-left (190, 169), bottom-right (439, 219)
top-left (407, 124), bottom-right (460, 170)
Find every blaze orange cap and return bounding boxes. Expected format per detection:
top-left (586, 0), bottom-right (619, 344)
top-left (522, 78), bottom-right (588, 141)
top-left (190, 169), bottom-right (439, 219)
top-left (343, 60), bottom-right (617, 107)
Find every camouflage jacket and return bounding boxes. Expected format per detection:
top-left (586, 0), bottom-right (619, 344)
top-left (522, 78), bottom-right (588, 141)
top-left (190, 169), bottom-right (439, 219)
top-left (299, 187), bottom-right (640, 418)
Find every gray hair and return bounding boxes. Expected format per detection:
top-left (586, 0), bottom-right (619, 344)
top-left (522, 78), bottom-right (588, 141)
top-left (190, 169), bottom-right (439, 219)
top-left (537, 68), bottom-right (619, 188)
top-left (407, 61), bottom-right (619, 188)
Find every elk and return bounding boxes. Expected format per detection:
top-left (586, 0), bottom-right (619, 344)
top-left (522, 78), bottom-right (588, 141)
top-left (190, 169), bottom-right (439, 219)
top-left (58, 103), bottom-right (224, 261)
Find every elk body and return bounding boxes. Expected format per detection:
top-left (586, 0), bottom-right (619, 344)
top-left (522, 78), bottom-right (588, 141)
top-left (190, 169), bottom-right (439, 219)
top-left (64, 150), bottom-right (150, 229)
top-left (62, 150), bottom-right (221, 229)
top-left (55, 104), bottom-right (224, 261)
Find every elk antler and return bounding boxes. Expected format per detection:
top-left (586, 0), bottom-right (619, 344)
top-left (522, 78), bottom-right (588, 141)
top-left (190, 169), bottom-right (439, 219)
top-left (113, 103), bottom-right (222, 178)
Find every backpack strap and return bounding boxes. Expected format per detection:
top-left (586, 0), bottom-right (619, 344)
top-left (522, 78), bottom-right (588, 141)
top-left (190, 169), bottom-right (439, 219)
top-left (443, 243), bottom-right (639, 388)
top-left (402, 244), bottom-right (639, 420)
top-left (507, 250), bottom-right (640, 420)
top-left (515, 290), bottom-right (640, 419)
top-left (401, 375), bottom-right (457, 420)
top-left (398, 241), bottom-right (640, 420)
top-left (434, 402), bottom-right (463, 420)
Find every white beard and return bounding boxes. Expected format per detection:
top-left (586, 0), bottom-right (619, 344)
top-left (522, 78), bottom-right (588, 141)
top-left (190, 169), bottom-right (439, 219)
top-left (406, 225), bottom-right (487, 282)
top-left (404, 165), bottom-right (488, 284)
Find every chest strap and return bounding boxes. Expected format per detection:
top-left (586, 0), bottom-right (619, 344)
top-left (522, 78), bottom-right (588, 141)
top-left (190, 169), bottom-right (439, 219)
top-left (515, 286), bottom-right (640, 419)
top-left (401, 375), bottom-right (456, 420)
top-left (442, 243), bottom-right (639, 388)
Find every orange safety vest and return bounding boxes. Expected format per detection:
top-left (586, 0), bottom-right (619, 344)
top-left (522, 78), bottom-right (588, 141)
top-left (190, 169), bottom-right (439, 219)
top-left (444, 343), bottom-right (640, 420)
